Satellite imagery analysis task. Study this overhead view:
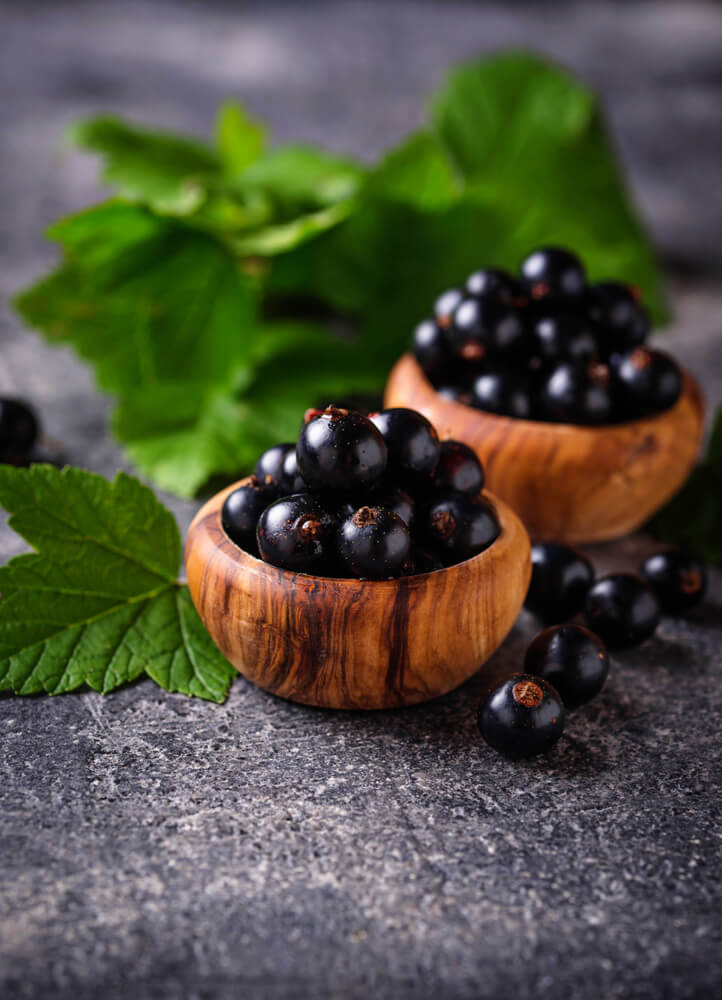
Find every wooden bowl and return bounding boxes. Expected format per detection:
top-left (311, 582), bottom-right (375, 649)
top-left (185, 484), bottom-right (531, 710)
top-left (385, 354), bottom-right (705, 544)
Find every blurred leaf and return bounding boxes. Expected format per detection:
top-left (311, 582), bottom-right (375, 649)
top-left (241, 146), bottom-right (363, 214)
top-left (69, 116), bottom-right (220, 214)
top-left (0, 466), bottom-right (235, 701)
top-left (216, 101), bottom-right (268, 175)
top-left (650, 406), bottom-right (722, 565)
top-left (429, 50), bottom-right (667, 321)
top-left (366, 132), bottom-right (459, 210)
top-left (16, 203), bottom-right (256, 391)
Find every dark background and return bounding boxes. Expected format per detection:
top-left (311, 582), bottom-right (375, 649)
top-left (1, 3), bottom-right (721, 999)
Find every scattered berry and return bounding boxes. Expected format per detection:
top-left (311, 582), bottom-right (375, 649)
top-left (640, 548), bottom-right (707, 614)
top-left (297, 406), bottom-right (387, 492)
top-left (0, 397), bottom-right (39, 464)
top-left (524, 624), bottom-right (610, 708)
top-left (370, 408), bottom-right (440, 483)
top-left (337, 506), bottom-right (411, 579)
top-left (584, 573), bottom-right (660, 648)
top-left (430, 440), bottom-right (485, 496)
top-left (424, 493), bottom-right (499, 565)
top-left (257, 494), bottom-right (336, 573)
top-left (525, 541), bottom-right (594, 624)
top-left (477, 674), bottom-right (566, 758)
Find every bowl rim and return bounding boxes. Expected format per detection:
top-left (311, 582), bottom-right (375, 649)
top-left (188, 482), bottom-right (525, 593)
top-left (397, 353), bottom-right (704, 437)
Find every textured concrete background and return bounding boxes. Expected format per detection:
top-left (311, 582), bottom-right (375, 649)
top-left (1, 2), bottom-right (721, 998)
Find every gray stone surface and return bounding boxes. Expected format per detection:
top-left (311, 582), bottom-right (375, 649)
top-left (1, 2), bottom-right (721, 998)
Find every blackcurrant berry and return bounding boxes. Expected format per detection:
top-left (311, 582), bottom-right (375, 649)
top-left (297, 406), bottom-right (387, 492)
top-left (525, 541), bottom-right (594, 624)
top-left (412, 318), bottom-right (451, 378)
top-left (338, 486), bottom-right (415, 530)
top-left (337, 506), bottom-right (411, 579)
top-left (254, 443), bottom-right (294, 489)
top-left (640, 549), bottom-right (707, 614)
top-left (281, 448), bottom-right (307, 493)
top-left (524, 624), bottom-right (610, 708)
top-left (521, 246), bottom-right (586, 300)
top-left (587, 281), bottom-right (649, 355)
top-left (449, 298), bottom-right (527, 362)
top-left (584, 573), bottom-right (660, 649)
top-left (532, 313), bottom-right (598, 367)
top-left (477, 674), bottom-right (565, 758)
top-left (611, 348), bottom-right (682, 418)
top-left (222, 476), bottom-right (279, 554)
top-left (471, 369), bottom-right (534, 420)
top-left (424, 493), bottom-right (499, 565)
top-left (465, 268), bottom-right (522, 305)
top-left (430, 440), bottom-right (484, 496)
top-left (539, 362), bottom-right (613, 425)
top-left (434, 288), bottom-right (464, 328)
top-left (370, 408), bottom-right (440, 483)
top-left (257, 493), bottom-right (336, 574)
top-left (0, 398), bottom-right (39, 464)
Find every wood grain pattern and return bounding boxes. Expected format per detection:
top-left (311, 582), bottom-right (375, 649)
top-left (185, 487), bottom-right (531, 710)
top-left (385, 354), bottom-right (705, 543)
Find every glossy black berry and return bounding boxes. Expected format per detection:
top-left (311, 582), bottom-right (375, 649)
top-left (521, 247), bottom-right (586, 300)
top-left (640, 549), bottom-right (707, 614)
top-left (338, 486), bottom-right (415, 530)
top-left (297, 406), bottom-right (387, 492)
top-left (471, 369), bottom-right (533, 419)
top-left (449, 297), bottom-right (527, 362)
top-left (222, 475), bottom-right (279, 554)
top-left (0, 398), bottom-right (39, 464)
top-left (370, 408), bottom-right (440, 483)
top-left (337, 506), bottom-right (411, 579)
top-left (532, 313), bottom-right (597, 367)
top-left (525, 541), bottom-right (595, 624)
top-left (433, 287), bottom-right (464, 328)
top-left (281, 448), bottom-right (307, 493)
top-left (256, 493), bottom-right (336, 573)
top-left (524, 624), bottom-right (610, 708)
top-left (424, 493), bottom-right (499, 565)
top-left (254, 443), bottom-right (294, 489)
top-left (477, 674), bottom-right (565, 759)
top-left (539, 362), bottom-right (613, 425)
top-left (587, 282), bottom-right (649, 355)
top-left (584, 573), bottom-right (660, 649)
top-left (430, 440), bottom-right (484, 496)
top-left (611, 348), bottom-right (682, 418)
top-left (465, 268), bottom-right (523, 305)
top-left (412, 318), bottom-right (451, 378)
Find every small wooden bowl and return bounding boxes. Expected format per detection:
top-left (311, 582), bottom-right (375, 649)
top-left (185, 484), bottom-right (531, 710)
top-left (385, 354), bottom-right (705, 544)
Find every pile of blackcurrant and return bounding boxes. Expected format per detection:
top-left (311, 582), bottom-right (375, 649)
top-left (0, 397), bottom-right (41, 466)
top-left (477, 540), bottom-right (707, 759)
top-left (221, 405), bottom-right (500, 578)
top-left (412, 246), bottom-right (682, 425)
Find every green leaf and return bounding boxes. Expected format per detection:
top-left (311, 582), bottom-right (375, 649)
top-left (114, 323), bottom-right (384, 497)
top-left (429, 50), bottom-right (667, 322)
top-left (15, 203), bottom-right (256, 392)
top-left (650, 406), bottom-right (722, 565)
top-left (69, 116), bottom-right (220, 214)
top-left (367, 132), bottom-right (459, 210)
top-left (0, 466), bottom-right (235, 700)
top-left (216, 101), bottom-right (268, 175)
top-left (241, 146), bottom-right (362, 214)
